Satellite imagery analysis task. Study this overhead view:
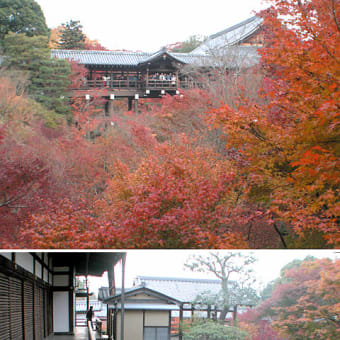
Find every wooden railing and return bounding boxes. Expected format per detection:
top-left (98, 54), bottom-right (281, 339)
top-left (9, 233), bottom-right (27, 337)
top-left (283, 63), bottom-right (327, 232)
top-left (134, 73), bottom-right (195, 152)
top-left (77, 79), bottom-right (203, 90)
top-left (88, 318), bottom-right (106, 340)
top-left (87, 320), bottom-right (96, 340)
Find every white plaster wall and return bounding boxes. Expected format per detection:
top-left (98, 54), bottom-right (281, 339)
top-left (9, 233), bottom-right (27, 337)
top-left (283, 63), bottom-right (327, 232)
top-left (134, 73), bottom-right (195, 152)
top-left (44, 268), bottom-right (49, 283)
top-left (35, 260), bottom-right (42, 279)
top-left (16, 253), bottom-right (34, 273)
top-left (53, 291), bottom-right (70, 332)
top-left (0, 252), bottom-right (12, 260)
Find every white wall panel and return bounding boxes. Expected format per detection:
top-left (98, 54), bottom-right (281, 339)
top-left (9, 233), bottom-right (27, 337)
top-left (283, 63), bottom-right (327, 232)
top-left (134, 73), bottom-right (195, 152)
top-left (16, 253), bottom-right (34, 274)
top-left (35, 261), bottom-right (42, 279)
top-left (44, 268), bottom-right (49, 283)
top-left (0, 253), bottom-right (12, 260)
top-left (53, 291), bottom-right (70, 332)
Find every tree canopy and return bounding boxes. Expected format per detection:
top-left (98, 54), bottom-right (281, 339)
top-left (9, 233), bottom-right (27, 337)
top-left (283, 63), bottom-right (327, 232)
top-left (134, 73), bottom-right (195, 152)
top-left (185, 252), bottom-right (258, 321)
top-left (0, 0), bottom-right (49, 40)
top-left (57, 20), bottom-right (86, 50)
top-left (2, 33), bottom-right (71, 116)
top-left (184, 320), bottom-right (249, 340)
top-left (240, 258), bottom-right (340, 340)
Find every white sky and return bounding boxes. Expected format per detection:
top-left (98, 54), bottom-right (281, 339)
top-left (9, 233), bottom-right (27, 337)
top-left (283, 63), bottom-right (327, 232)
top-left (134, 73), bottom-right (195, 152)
top-left (35, 0), bottom-right (268, 51)
top-left (88, 249), bottom-right (338, 295)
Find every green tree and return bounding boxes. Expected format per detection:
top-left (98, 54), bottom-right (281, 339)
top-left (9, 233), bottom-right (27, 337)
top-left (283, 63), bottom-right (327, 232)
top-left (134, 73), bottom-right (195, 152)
top-left (3, 33), bottom-right (71, 116)
top-left (184, 320), bottom-right (249, 340)
top-left (171, 35), bottom-right (204, 53)
top-left (57, 20), bottom-right (85, 50)
top-left (0, 0), bottom-right (49, 40)
top-left (185, 252), bottom-right (259, 321)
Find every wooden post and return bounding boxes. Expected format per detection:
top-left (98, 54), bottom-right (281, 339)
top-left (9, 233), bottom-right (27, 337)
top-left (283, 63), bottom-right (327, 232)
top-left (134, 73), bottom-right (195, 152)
top-left (108, 266), bottom-right (115, 297)
top-left (233, 305), bottom-right (238, 324)
top-left (179, 303), bottom-right (183, 340)
top-left (146, 68), bottom-right (149, 88)
top-left (128, 97), bottom-right (133, 111)
top-left (120, 254), bottom-right (126, 340)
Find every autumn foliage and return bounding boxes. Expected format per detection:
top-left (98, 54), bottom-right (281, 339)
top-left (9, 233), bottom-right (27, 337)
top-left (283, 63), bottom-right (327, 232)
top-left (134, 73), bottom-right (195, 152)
top-left (209, 0), bottom-right (340, 247)
top-left (239, 258), bottom-right (340, 340)
top-left (0, 0), bottom-right (339, 248)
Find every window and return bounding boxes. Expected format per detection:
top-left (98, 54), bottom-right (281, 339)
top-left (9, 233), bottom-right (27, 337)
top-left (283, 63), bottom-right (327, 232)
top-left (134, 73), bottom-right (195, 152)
top-left (144, 327), bottom-right (169, 340)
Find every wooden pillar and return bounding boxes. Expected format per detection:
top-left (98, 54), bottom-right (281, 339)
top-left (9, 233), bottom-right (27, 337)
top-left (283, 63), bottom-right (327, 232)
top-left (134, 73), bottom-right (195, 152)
top-left (128, 97), bottom-right (133, 111)
top-left (179, 303), bottom-right (183, 340)
top-left (108, 266), bottom-right (115, 297)
top-left (106, 99), bottom-right (114, 116)
top-left (233, 305), bottom-right (238, 324)
top-left (146, 68), bottom-right (149, 87)
top-left (207, 305), bottom-right (211, 319)
top-left (120, 254), bottom-right (126, 340)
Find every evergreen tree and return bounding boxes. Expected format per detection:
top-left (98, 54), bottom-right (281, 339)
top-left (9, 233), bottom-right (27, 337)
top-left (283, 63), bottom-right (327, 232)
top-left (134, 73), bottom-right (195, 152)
top-left (0, 0), bottom-right (49, 40)
top-left (3, 33), bottom-right (71, 116)
top-left (171, 35), bottom-right (204, 53)
top-left (57, 20), bottom-right (85, 50)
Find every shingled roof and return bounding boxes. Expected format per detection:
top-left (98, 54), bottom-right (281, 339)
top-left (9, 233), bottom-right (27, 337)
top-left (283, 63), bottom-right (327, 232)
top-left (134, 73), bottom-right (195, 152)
top-left (191, 16), bottom-right (263, 54)
top-left (50, 16), bottom-right (262, 70)
top-left (98, 276), bottom-right (222, 303)
top-left (133, 276), bottom-right (222, 303)
top-left (51, 49), bottom-right (207, 67)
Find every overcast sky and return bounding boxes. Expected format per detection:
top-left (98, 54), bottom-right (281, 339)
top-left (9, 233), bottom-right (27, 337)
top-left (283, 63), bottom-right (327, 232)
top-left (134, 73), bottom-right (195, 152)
top-left (36, 0), bottom-right (268, 51)
top-left (87, 249), bottom-right (338, 295)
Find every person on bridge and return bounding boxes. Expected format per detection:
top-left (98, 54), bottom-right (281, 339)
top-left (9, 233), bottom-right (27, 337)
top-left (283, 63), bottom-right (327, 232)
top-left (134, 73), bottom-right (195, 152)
top-left (86, 306), bottom-right (95, 330)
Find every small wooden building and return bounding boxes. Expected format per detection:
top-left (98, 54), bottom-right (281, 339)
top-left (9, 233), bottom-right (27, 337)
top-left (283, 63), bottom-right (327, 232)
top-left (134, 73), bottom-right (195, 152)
top-left (102, 276), bottom-right (255, 340)
top-left (104, 286), bottom-right (181, 340)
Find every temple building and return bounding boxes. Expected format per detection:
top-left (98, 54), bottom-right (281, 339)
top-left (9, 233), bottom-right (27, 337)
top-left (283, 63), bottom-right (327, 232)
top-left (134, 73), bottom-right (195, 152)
top-left (51, 16), bottom-right (264, 110)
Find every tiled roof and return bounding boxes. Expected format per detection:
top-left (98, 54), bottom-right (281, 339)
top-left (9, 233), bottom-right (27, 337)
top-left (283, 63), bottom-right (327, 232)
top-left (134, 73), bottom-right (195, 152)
top-left (51, 49), bottom-right (152, 66)
top-left (51, 16), bottom-right (263, 69)
top-left (133, 276), bottom-right (222, 303)
top-left (191, 16), bottom-right (263, 54)
top-left (51, 49), bottom-right (208, 67)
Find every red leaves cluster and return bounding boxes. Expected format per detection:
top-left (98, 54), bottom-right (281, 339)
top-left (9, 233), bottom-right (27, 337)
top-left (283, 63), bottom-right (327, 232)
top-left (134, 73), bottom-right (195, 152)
top-left (208, 0), bottom-right (340, 247)
top-left (245, 258), bottom-right (340, 340)
top-left (95, 142), bottom-right (248, 248)
top-left (1, 0), bottom-right (339, 248)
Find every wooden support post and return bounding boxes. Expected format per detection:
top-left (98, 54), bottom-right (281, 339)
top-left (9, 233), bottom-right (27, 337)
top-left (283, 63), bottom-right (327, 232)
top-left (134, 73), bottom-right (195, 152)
top-left (233, 305), bottom-right (238, 324)
top-left (128, 97), bottom-right (133, 111)
top-left (108, 266), bottom-right (115, 297)
top-left (179, 303), bottom-right (183, 340)
top-left (106, 99), bottom-right (114, 116)
top-left (120, 254), bottom-right (126, 340)
top-left (134, 94), bottom-right (139, 112)
top-left (146, 68), bottom-right (149, 88)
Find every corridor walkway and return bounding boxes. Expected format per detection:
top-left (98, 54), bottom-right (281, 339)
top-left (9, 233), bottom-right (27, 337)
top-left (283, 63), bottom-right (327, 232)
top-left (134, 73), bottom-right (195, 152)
top-left (46, 327), bottom-right (88, 340)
